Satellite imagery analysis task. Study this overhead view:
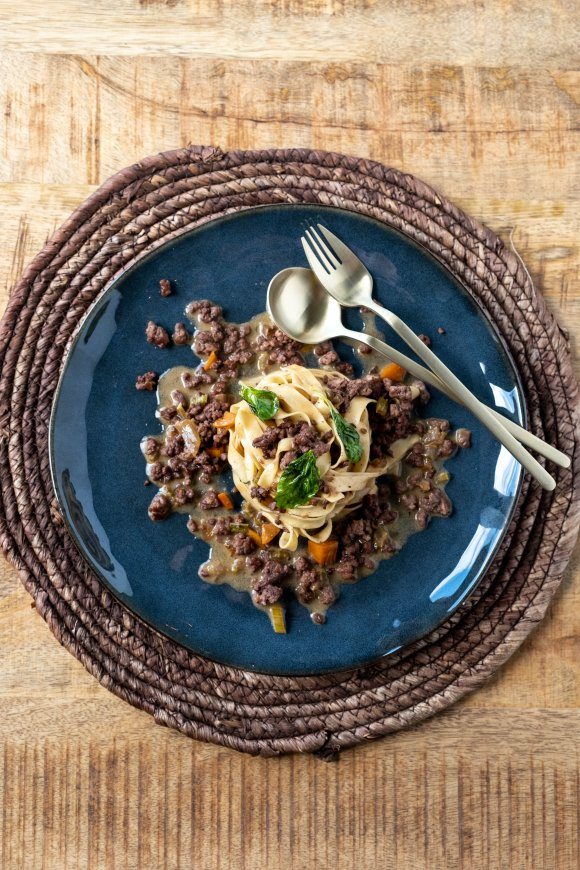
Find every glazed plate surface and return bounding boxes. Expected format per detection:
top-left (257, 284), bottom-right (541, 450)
top-left (50, 205), bottom-right (524, 674)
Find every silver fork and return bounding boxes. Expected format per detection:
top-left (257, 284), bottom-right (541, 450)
top-left (301, 224), bottom-right (565, 490)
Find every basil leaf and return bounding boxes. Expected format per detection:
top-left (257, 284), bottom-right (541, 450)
top-left (275, 450), bottom-right (321, 509)
top-left (328, 404), bottom-right (363, 464)
top-left (239, 383), bottom-right (280, 420)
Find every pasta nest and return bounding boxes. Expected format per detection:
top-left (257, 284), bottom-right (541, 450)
top-left (228, 365), bottom-right (418, 551)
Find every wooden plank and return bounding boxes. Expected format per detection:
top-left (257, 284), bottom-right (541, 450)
top-left (1, 56), bottom-right (578, 185)
top-left (0, 18), bottom-right (578, 870)
top-left (0, 725), bottom-right (578, 870)
top-left (0, 1), bottom-right (578, 66)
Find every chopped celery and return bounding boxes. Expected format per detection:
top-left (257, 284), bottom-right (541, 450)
top-left (269, 604), bottom-right (287, 634)
top-left (375, 396), bottom-right (389, 417)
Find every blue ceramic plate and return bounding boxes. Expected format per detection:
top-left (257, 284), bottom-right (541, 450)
top-left (50, 205), bottom-right (524, 675)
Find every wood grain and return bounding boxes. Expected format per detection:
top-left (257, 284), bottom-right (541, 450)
top-left (0, 1), bottom-right (578, 65)
top-left (0, 2), bottom-right (579, 867)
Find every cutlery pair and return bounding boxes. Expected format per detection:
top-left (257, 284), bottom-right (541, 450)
top-left (294, 224), bottom-right (568, 490)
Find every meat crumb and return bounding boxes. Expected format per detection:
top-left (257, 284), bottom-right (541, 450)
top-left (252, 559), bottom-right (290, 606)
top-left (455, 428), bottom-right (472, 448)
top-left (314, 341), bottom-right (333, 357)
top-left (246, 553), bottom-right (264, 573)
top-left (135, 371), bottom-right (158, 391)
top-left (142, 437), bottom-right (159, 458)
top-left (418, 333), bottom-right (431, 346)
top-left (318, 349), bottom-right (340, 367)
top-left (172, 322), bottom-right (190, 345)
top-left (146, 321), bottom-right (170, 348)
top-left (227, 533), bottom-right (256, 556)
top-left (199, 489), bottom-right (220, 510)
top-left (187, 299), bottom-right (223, 324)
top-left (250, 485), bottom-right (270, 502)
top-left (437, 326), bottom-right (446, 335)
top-left (159, 279), bottom-right (173, 297)
top-left (148, 493), bottom-right (171, 521)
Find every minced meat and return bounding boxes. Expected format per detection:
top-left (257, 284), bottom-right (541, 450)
top-left (252, 559), bottom-right (290, 606)
top-left (172, 322), bottom-right (190, 345)
top-left (199, 489), bottom-right (220, 510)
top-left (456, 428), bottom-right (472, 448)
top-left (255, 324), bottom-right (303, 366)
top-left (246, 553), bottom-right (265, 573)
top-left (136, 371), bottom-right (158, 391)
top-left (226, 533), bottom-right (256, 556)
top-left (148, 493), bottom-right (171, 520)
top-left (295, 562), bottom-right (336, 606)
top-left (142, 437), bottom-right (159, 458)
top-left (172, 484), bottom-right (196, 507)
top-left (419, 488), bottom-right (452, 517)
top-left (181, 370), bottom-right (212, 389)
top-left (252, 421), bottom-right (330, 461)
top-left (193, 328), bottom-right (221, 356)
top-left (187, 299), bottom-right (223, 324)
top-left (146, 321), bottom-right (170, 348)
top-left (211, 517), bottom-right (231, 536)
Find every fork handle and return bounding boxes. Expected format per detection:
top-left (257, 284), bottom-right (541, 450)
top-left (342, 323), bottom-right (556, 491)
top-left (354, 307), bottom-right (568, 469)
top-left (369, 302), bottom-right (563, 484)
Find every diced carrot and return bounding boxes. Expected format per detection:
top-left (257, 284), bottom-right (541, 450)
top-left (380, 362), bottom-right (406, 382)
top-left (308, 539), bottom-right (339, 566)
top-left (247, 528), bottom-right (262, 547)
top-left (207, 447), bottom-right (223, 458)
top-left (217, 492), bottom-right (234, 510)
top-left (203, 350), bottom-right (218, 371)
top-left (213, 411), bottom-right (235, 429)
top-left (261, 522), bottom-right (280, 546)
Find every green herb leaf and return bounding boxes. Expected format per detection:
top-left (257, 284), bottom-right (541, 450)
top-left (327, 404), bottom-right (363, 464)
top-left (275, 450), bottom-right (321, 509)
top-left (239, 383), bottom-right (280, 420)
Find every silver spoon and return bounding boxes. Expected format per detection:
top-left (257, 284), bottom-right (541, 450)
top-left (267, 267), bottom-right (559, 490)
top-left (304, 225), bottom-right (567, 488)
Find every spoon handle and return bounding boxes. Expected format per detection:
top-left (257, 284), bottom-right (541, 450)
top-left (361, 302), bottom-right (568, 470)
top-left (341, 326), bottom-right (556, 491)
top-left (342, 325), bottom-right (567, 469)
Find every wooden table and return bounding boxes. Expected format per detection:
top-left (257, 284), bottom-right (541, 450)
top-left (0, 4), bottom-right (578, 868)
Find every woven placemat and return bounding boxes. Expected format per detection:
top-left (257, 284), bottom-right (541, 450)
top-left (1, 146), bottom-right (578, 757)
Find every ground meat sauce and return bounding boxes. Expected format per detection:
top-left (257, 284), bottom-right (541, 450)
top-left (140, 299), bottom-right (471, 627)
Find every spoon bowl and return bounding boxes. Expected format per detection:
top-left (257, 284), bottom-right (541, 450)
top-left (267, 266), bottom-right (565, 481)
top-left (267, 267), bottom-right (343, 345)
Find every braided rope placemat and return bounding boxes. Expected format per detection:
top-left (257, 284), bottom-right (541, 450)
top-left (1, 146), bottom-right (578, 757)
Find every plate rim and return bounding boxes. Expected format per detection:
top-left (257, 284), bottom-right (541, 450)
top-left (48, 202), bottom-right (526, 675)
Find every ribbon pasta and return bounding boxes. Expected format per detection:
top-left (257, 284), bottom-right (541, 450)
top-left (228, 365), bottom-right (418, 551)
